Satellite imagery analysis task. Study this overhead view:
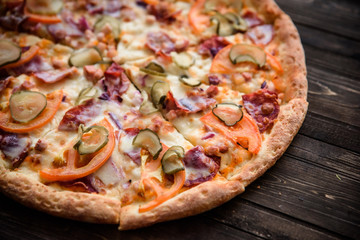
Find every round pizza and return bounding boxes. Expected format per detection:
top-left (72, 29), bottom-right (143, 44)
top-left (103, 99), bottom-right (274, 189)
top-left (0, 0), bottom-right (307, 229)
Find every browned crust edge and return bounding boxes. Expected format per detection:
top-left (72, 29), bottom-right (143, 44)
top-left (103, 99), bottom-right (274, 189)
top-left (0, 0), bottom-right (308, 230)
top-left (0, 166), bottom-right (121, 224)
top-left (118, 0), bottom-right (308, 230)
top-left (119, 179), bottom-right (244, 230)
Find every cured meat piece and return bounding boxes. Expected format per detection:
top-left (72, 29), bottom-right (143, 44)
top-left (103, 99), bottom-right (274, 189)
top-left (7, 55), bottom-right (53, 76)
top-left (99, 63), bottom-right (130, 104)
top-left (147, 2), bottom-right (179, 23)
top-left (198, 36), bottom-right (230, 57)
top-left (164, 92), bottom-right (216, 119)
top-left (146, 32), bottom-right (176, 55)
top-left (246, 24), bottom-right (274, 46)
top-left (0, 75), bottom-right (10, 94)
top-left (242, 89), bottom-right (280, 133)
top-left (242, 11), bottom-right (264, 28)
top-left (0, 130), bottom-right (31, 168)
top-left (183, 146), bottom-right (219, 187)
top-left (34, 67), bottom-right (78, 83)
top-left (58, 99), bottom-right (101, 131)
top-left (84, 65), bottom-right (104, 83)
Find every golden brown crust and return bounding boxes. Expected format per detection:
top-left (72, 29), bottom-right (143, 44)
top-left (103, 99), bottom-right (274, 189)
top-left (230, 98), bottom-right (308, 184)
top-left (0, 165), bottom-right (121, 224)
top-left (0, 0), bottom-right (308, 229)
top-left (119, 179), bottom-right (244, 230)
top-left (118, 0), bottom-right (308, 229)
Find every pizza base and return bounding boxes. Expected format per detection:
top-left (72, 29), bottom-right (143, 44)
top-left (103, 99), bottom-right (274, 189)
top-left (0, 0), bottom-right (308, 230)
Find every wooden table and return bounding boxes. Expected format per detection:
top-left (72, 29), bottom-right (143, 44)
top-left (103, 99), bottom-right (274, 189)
top-left (1, 1), bottom-right (359, 239)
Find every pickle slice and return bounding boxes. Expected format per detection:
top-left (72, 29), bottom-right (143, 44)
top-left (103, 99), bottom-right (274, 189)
top-left (212, 103), bottom-right (243, 126)
top-left (0, 40), bottom-right (21, 68)
top-left (69, 48), bottom-right (102, 67)
top-left (161, 146), bottom-right (185, 175)
top-left (74, 125), bottom-right (109, 155)
top-left (150, 81), bottom-right (170, 106)
top-left (229, 44), bottom-right (266, 67)
top-left (10, 91), bottom-right (47, 123)
top-left (132, 129), bottom-right (162, 159)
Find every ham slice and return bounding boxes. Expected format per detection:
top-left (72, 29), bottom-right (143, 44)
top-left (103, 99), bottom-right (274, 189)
top-left (34, 67), bottom-right (78, 83)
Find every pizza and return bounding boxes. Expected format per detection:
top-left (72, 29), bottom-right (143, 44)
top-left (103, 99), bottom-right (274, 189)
top-left (0, 0), bottom-right (308, 230)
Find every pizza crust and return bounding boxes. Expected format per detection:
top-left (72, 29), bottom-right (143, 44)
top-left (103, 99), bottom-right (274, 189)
top-left (119, 178), bottom-right (244, 230)
top-left (118, 0), bottom-right (308, 229)
top-left (0, 165), bottom-right (121, 224)
top-left (0, 0), bottom-right (308, 229)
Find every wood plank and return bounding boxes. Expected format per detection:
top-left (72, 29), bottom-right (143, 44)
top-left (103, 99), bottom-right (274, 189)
top-left (206, 199), bottom-right (342, 240)
top-left (275, 0), bottom-right (360, 40)
top-left (288, 134), bottom-right (360, 181)
top-left (306, 65), bottom-right (360, 128)
top-left (297, 24), bottom-right (360, 60)
top-left (239, 154), bottom-right (360, 239)
top-left (304, 44), bottom-right (360, 81)
top-left (300, 112), bottom-right (360, 153)
top-left (0, 193), bottom-right (260, 240)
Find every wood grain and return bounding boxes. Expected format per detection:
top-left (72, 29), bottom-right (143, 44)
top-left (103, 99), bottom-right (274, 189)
top-left (0, 0), bottom-right (359, 239)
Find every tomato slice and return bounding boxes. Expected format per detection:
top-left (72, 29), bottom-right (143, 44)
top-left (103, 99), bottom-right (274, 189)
top-left (0, 90), bottom-right (63, 133)
top-left (39, 118), bottom-right (115, 182)
top-left (1, 45), bottom-right (40, 69)
top-left (139, 170), bottom-right (185, 213)
top-left (188, 0), bottom-right (209, 33)
top-left (24, 8), bottom-right (62, 24)
top-left (200, 111), bottom-right (261, 154)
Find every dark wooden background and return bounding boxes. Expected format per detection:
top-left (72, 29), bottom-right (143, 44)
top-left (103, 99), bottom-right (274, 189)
top-left (1, 0), bottom-right (359, 239)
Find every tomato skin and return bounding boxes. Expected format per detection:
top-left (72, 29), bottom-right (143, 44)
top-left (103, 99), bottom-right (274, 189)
top-left (0, 90), bottom-right (63, 133)
top-left (39, 118), bottom-right (115, 182)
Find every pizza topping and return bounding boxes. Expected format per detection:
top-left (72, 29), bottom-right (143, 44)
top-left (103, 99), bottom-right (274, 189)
top-left (34, 67), bottom-right (78, 84)
top-left (171, 52), bottom-right (195, 70)
top-left (207, 74), bottom-right (221, 85)
top-left (34, 139), bottom-right (47, 152)
top-left (164, 91), bottom-right (216, 119)
top-left (182, 146), bottom-right (219, 187)
top-left (246, 24), bottom-right (274, 46)
top-left (0, 40), bottom-right (22, 68)
top-left (212, 103), bottom-right (243, 126)
top-left (0, 130), bottom-right (31, 168)
top-left (94, 16), bottom-right (121, 40)
top-left (229, 44), bottom-right (266, 67)
top-left (179, 75), bottom-right (201, 87)
top-left (139, 169), bottom-right (185, 213)
top-left (242, 11), bottom-right (264, 28)
top-left (151, 81), bottom-right (170, 106)
top-left (9, 91), bottom-right (47, 123)
top-left (100, 63), bottom-right (130, 104)
top-left (140, 62), bottom-right (167, 77)
top-left (200, 111), bottom-right (261, 154)
top-left (198, 36), bottom-right (230, 57)
top-left (69, 48), bottom-right (102, 67)
top-left (139, 91), bottom-right (158, 115)
top-left (211, 12), bottom-right (247, 37)
top-left (40, 118), bottom-right (115, 182)
top-left (242, 89), bottom-right (280, 132)
top-left (26, 0), bottom-right (63, 15)
top-left (58, 99), bottom-right (101, 131)
top-left (0, 90), bottom-right (63, 133)
top-left (83, 65), bottom-right (104, 83)
top-left (147, 1), bottom-right (179, 23)
top-left (73, 125), bottom-right (109, 155)
top-left (75, 87), bottom-right (98, 106)
top-left (7, 55), bottom-right (53, 77)
top-left (132, 129), bottom-right (163, 160)
top-left (1, 45), bottom-right (40, 70)
top-left (146, 32), bottom-right (175, 55)
top-left (161, 146), bottom-right (185, 175)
